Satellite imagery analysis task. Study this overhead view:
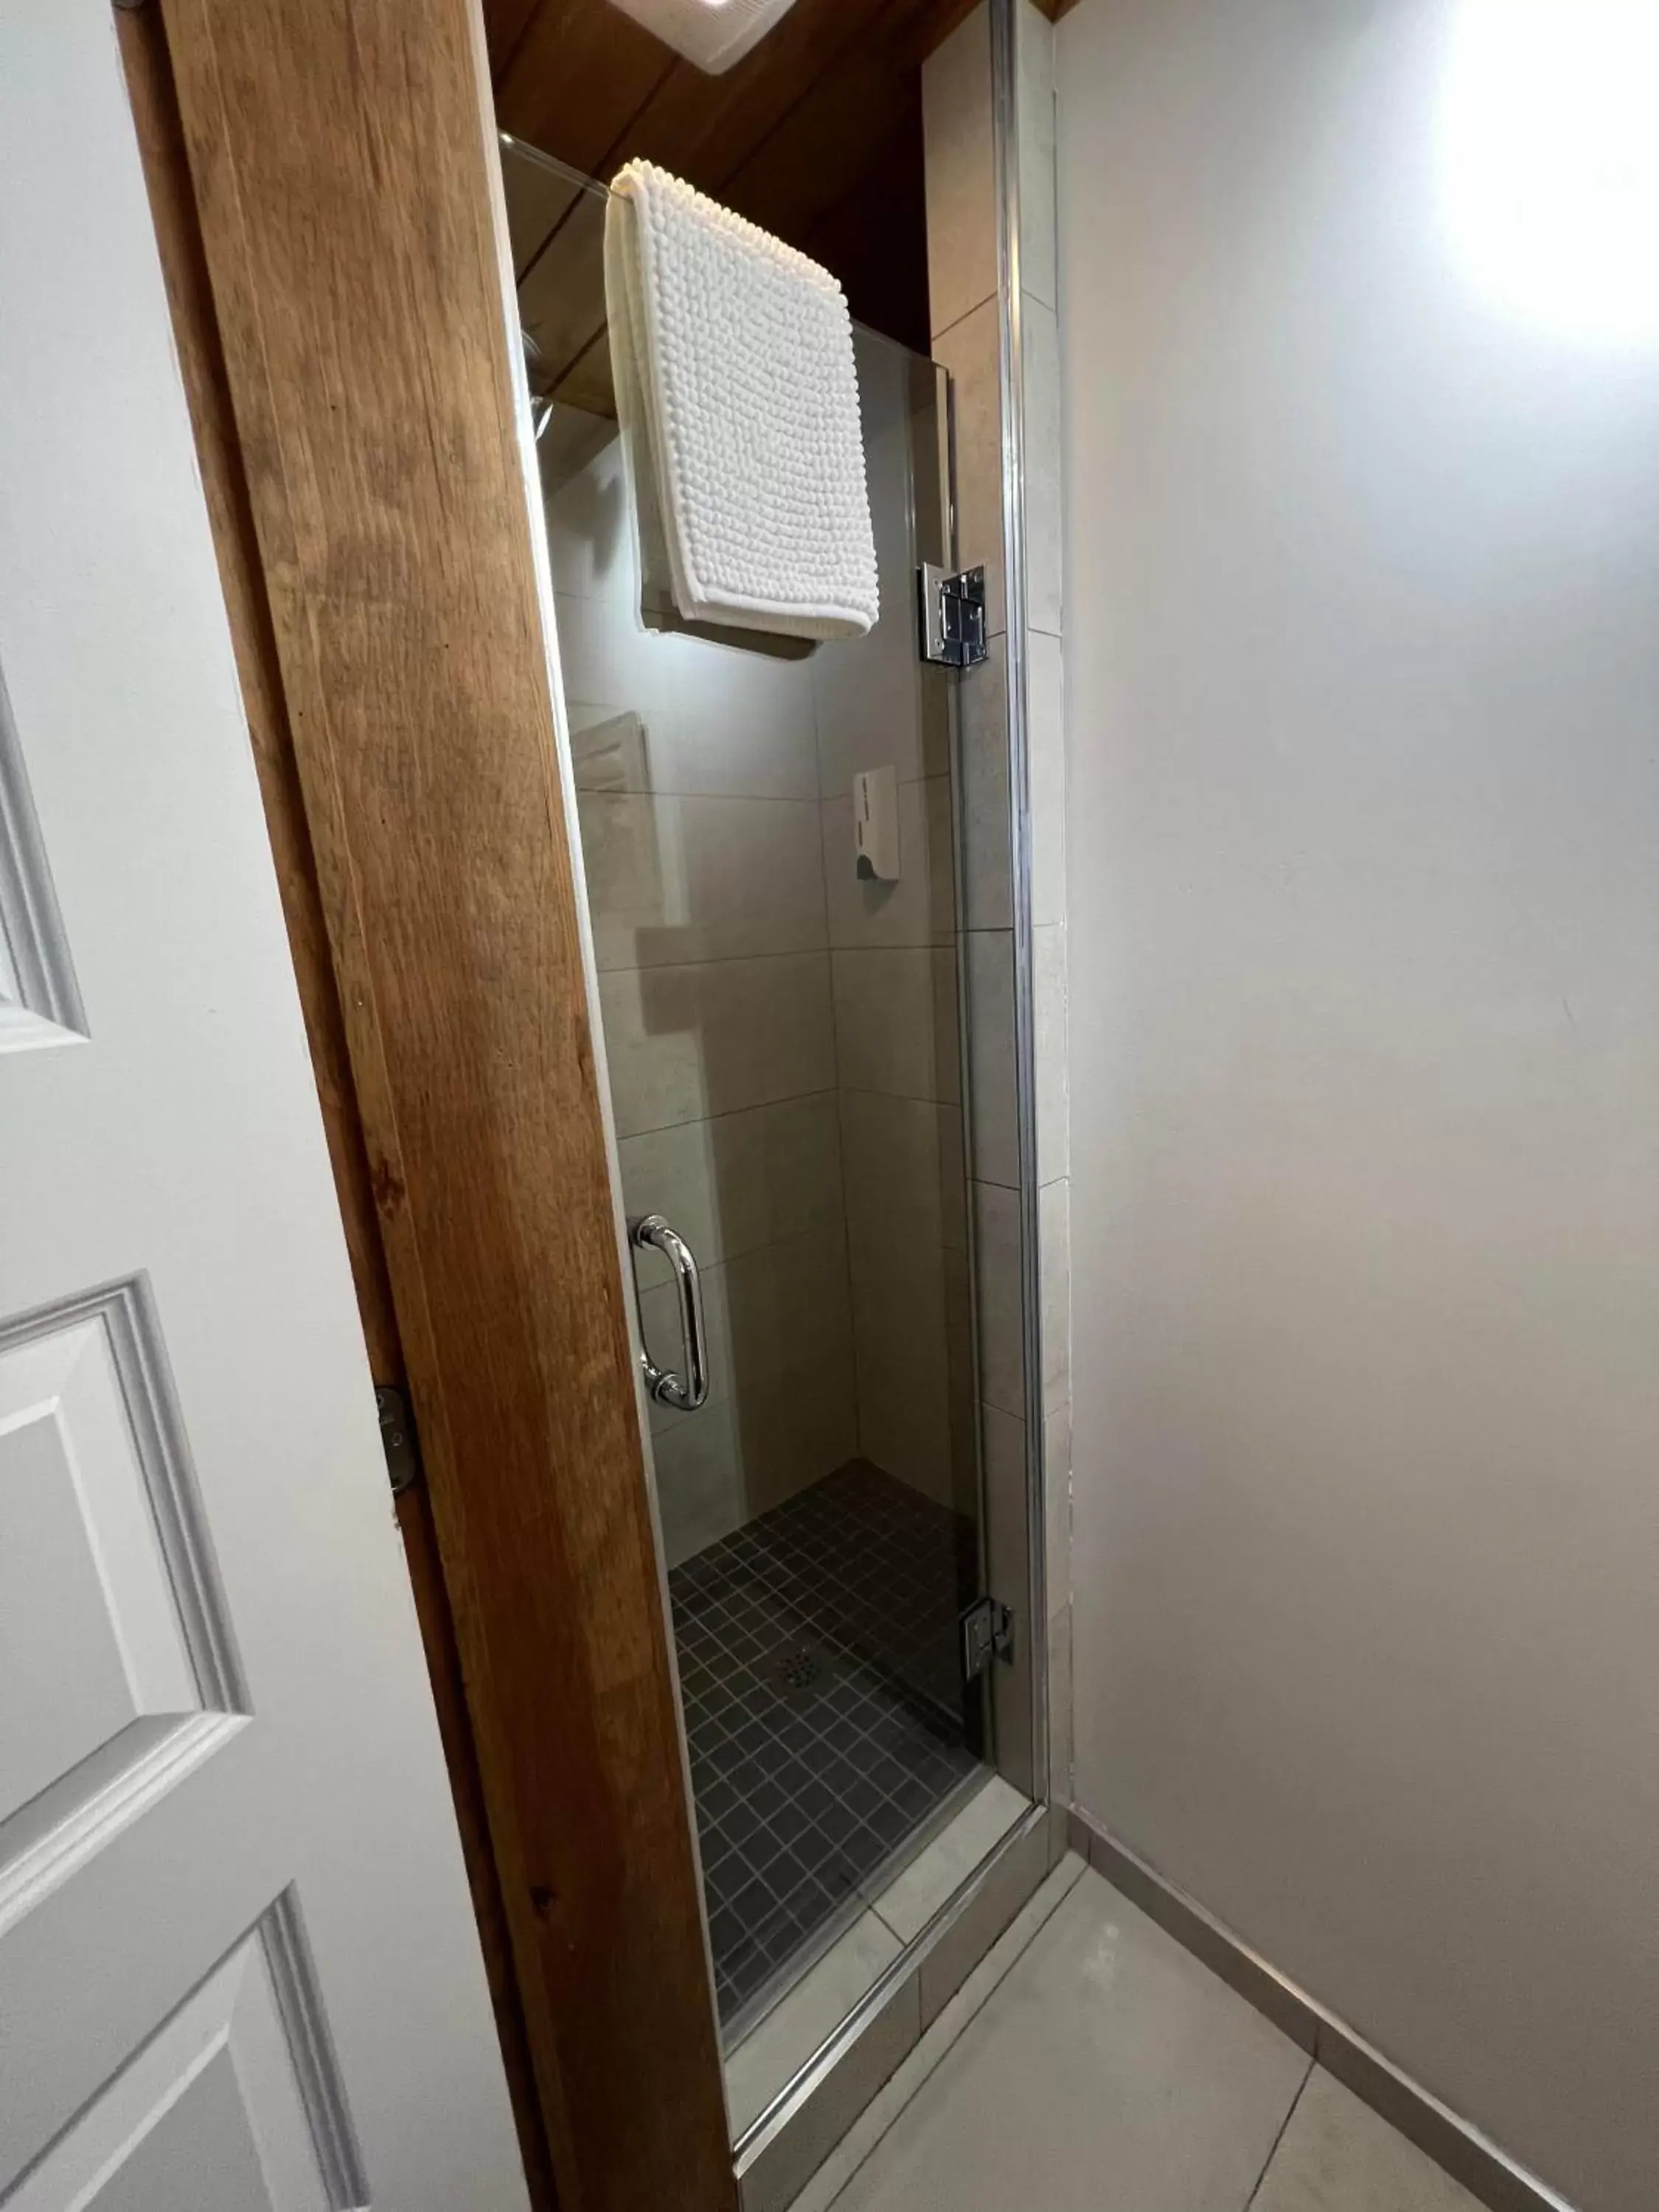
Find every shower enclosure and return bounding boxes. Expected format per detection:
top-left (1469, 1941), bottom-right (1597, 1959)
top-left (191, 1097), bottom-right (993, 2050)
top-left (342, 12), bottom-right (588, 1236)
top-left (501, 133), bottom-right (1042, 2141)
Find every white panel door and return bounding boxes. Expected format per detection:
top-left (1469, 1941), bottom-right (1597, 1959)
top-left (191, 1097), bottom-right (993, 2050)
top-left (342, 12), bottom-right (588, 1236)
top-left (0, 3), bottom-right (530, 2206)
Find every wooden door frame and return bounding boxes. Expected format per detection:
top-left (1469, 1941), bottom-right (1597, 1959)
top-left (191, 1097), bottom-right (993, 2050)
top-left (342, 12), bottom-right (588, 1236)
top-left (116, 4), bottom-right (734, 2208)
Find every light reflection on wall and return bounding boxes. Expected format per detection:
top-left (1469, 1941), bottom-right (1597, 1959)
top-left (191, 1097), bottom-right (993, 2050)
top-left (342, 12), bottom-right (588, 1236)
top-left (1440, 0), bottom-right (1659, 345)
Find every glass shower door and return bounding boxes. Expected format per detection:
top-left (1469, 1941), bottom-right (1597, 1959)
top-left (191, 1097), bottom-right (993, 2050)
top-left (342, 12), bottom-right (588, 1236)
top-left (504, 136), bottom-right (1022, 2071)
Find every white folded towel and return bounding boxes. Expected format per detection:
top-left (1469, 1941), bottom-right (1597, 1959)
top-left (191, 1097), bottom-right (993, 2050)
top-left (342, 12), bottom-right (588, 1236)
top-left (603, 160), bottom-right (879, 643)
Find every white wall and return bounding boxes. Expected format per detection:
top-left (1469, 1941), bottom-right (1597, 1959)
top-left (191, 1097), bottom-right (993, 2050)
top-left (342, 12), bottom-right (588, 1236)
top-left (1057, 2), bottom-right (1659, 2205)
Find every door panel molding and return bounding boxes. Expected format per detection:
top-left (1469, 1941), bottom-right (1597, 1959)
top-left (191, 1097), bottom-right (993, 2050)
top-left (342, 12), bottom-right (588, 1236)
top-left (10, 1889), bottom-right (365, 2212)
top-left (0, 666), bottom-right (86, 1050)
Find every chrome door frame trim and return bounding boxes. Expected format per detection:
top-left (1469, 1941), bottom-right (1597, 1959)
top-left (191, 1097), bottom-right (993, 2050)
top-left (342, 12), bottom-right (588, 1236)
top-left (990, 0), bottom-right (1051, 1799)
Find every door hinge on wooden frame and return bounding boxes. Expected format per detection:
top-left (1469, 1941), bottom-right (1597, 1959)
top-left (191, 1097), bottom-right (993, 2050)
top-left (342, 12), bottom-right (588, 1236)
top-left (375, 1383), bottom-right (420, 1497)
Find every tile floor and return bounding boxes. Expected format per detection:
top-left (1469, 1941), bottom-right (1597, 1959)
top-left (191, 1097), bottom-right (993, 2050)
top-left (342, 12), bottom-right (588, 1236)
top-left (726, 1775), bottom-right (1030, 2139)
top-left (670, 1461), bottom-right (982, 2025)
top-left (790, 1863), bottom-right (1487, 2212)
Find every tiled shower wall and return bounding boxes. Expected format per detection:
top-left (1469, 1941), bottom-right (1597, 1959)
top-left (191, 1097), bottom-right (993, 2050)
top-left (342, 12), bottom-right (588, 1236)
top-left (818, 336), bottom-right (976, 1525)
top-left (550, 335), bottom-right (976, 1568)
top-left (923, 0), bottom-right (1074, 1803)
top-left (551, 442), bottom-right (858, 1568)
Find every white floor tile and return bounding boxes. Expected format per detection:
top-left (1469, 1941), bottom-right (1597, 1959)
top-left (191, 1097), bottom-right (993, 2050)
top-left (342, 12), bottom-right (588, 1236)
top-left (1251, 2069), bottom-right (1486, 2212)
top-left (726, 1914), bottom-right (902, 2140)
top-left (868, 1775), bottom-right (1030, 1943)
top-left (787, 1854), bottom-right (1088, 2212)
top-left (824, 1868), bottom-right (1310, 2212)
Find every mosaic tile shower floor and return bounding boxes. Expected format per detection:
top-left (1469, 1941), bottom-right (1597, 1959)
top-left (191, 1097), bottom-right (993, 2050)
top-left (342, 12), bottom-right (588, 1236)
top-left (669, 1460), bottom-right (982, 2027)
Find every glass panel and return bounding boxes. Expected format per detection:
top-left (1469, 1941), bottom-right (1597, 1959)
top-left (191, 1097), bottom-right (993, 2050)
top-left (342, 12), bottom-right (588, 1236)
top-left (501, 134), bottom-right (1029, 2087)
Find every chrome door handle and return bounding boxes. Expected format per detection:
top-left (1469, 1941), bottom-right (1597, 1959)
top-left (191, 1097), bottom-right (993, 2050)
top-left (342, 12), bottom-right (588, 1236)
top-left (627, 1214), bottom-right (709, 1411)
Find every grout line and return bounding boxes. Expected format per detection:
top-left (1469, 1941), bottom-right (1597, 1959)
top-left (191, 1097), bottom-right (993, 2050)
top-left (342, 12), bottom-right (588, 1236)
top-left (615, 1085), bottom-right (840, 1142)
top-left (579, 786), bottom-right (830, 810)
top-left (598, 942), bottom-right (833, 976)
top-left (1243, 2052), bottom-right (1316, 2211)
top-left (930, 290), bottom-right (1001, 349)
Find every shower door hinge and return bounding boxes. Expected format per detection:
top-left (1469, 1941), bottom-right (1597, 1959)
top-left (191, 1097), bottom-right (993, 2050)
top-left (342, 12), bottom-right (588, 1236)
top-left (375, 1384), bottom-right (421, 1498)
top-left (961, 1596), bottom-right (1015, 1682)
top-left (917, 563), bottom-right (988, 669)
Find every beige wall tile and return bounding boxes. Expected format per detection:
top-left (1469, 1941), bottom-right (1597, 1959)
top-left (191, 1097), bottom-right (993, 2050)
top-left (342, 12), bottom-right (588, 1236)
top-left (1021, 297), bottom-right (1062, 638)
top-left (1032, 923), bottom-right (1068, 1186)
top-left (854, 1372), bottom-right (953, 1510)
top-left (597, 950), bottom-right (835, 1136)
top-left (650, 1228), bottom-right (858, 1547)
top-left (849, 1237), bottom-right (973, 1509)
top-left (1043, 1397), bottom-right (1072, 1611)
top-left (934, 299), bottom-right (1006, 638)
top-left (1039, 1175), bottom-right (1071, 1416)
top-left (973, 1178), bottom-right (1026, 1419)
top-left (832, 947), bottom-right (961, 1105)
top-left (958, 636), bottom-right (1013, 933)
top-left (841, 1088), bottom-right (968, 1256)
top-left (1016, 0), bottom-right (1057, 310)
top-left (812, 653), bottom-right (931, 805)
top-left (722, 1229), bottom-right (859, 1517)
top-left (578, 790), bottom-right (827, 970)
top-left (651, 1394), bottom-right (746, 1568)
top-left (548, 443), bottom-right (820, 802)
top-left (981, 1399), bottom-right (1034, 1795)
top-left (965, 929), bottom-right (1019, 1188)
top-left (1026, 627), bottom-right (1065, 929)
top-left (813, 335), bottom-right (937, 801)
top-left (1046, 1600), bottom-right (1073, 1806)
top-left (822, 776), bottom-right (956, 950)
top-left (553, 605), bottom-right (819, 807)
top-left (922, 4), bottom-right (998, 342)
top-left (619, 1091), bottom-right (844, 1279)
top-left (1040, 1393), bottom-right (1073, 1801)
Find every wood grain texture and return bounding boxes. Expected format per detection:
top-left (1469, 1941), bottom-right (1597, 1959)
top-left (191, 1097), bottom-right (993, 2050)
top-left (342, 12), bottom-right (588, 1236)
top-left (114, 13), bottom-right (561, 2208)
top-left (491, 0), bottom-right (981, 350)
top-left (152, 3), bottom-right (735, 2208)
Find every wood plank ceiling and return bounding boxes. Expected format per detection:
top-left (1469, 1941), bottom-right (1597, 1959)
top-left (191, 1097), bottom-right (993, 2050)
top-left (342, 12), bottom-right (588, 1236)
top-left (484, 0), bottom-right (990, 355)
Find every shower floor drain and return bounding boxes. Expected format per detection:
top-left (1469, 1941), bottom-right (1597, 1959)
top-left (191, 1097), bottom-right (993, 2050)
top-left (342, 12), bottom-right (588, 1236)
top-left (779, 1644), bottom-right (822, 1691)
